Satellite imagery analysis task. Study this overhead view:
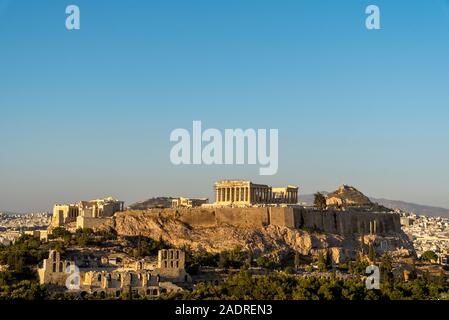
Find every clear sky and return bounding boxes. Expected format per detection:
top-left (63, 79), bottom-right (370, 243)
top-left (1, 0), bottom-right (449, 212)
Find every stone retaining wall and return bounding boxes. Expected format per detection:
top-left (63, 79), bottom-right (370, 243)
top-left (115, 207), bottom-right (401, 236)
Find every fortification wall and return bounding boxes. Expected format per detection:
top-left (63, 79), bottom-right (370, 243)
top-left (127, 207), bottom-right (269, 229)
top-left (293, 209), bottom-right (401, 235)
top-left (76, 216), bottom-right (113, 230)
top-left (117, 207), bottom-right (402, 236)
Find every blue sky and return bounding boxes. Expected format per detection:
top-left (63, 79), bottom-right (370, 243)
top-left (1, 0), bottom-right (449, 212)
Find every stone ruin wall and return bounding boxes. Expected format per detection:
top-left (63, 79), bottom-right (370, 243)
top-left (118, 207), bottom-right (402, 236)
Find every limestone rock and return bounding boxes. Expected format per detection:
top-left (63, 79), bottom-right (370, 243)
top-left (112, 210), bottom-right (414, 263)
top-left (326, 185), bottom-right (373, 207)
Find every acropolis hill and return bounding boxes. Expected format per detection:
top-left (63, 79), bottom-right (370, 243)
top-left (50, 181), bottom-right (415, 263)
top-left (115, 206), bottom-right (401, 236)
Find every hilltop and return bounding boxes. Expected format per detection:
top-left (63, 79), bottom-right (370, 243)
top-left (325, 185), bottom-right (373, 207)
top-left (298, 192), bottom-right (449, 218)
top-left (111, 209), bottom-right (414, 264)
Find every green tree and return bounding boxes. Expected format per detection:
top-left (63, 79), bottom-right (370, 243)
top-left (421, 250), bottom-right (438, 263)
top-left (379, 253), bottom-right (394, 288)
top-left (317, 252), bottom-right (328, 272)
top-left (256, 256), bottom-right (277, 270)
top-left (52, 227), bottom-right (71, 239)
top-left (314, 192), bottom-right (327, 210)
top-left (294, 252), bottom-right (301, 269)
top-left (218, 247), bottom-right (245, 269)
top-left (368, 243), bottom-right (375, 263)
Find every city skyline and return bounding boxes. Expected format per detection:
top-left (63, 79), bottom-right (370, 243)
top-left (1, 0), bottom-right (449, 212)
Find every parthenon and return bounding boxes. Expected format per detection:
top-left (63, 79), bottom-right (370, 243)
top-left (214, 180), bottom-right (298, 205)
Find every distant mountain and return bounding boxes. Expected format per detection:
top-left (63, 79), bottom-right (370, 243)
top-left (298, 193), bottom-right (449, 218)
top-left (369, 198), bottom-right (449, 218)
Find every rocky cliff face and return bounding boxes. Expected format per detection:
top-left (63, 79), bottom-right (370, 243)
top-left (111, 210), bottom-right (414, 263)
